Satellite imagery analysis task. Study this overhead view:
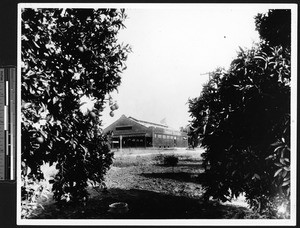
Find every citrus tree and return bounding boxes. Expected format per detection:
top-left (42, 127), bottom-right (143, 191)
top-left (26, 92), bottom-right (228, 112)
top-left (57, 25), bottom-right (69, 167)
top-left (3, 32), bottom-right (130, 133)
top-left (188, 9), bottom-right (291, 218)
top-left (21, 8), bottom-right (130, 212)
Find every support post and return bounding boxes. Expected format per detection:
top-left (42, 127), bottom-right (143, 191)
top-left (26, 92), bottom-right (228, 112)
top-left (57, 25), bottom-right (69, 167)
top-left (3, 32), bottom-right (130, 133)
top-left (152, 129), bottom-right (155, 148)
top-left (120, 135), bottom-right (122, 152)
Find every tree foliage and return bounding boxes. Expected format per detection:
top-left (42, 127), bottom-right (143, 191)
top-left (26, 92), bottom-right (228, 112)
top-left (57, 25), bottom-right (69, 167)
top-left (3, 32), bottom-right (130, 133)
top-left (188, 10), bottom-right (291, 217)
top-left (255, 9), bottom-right (291, 48)
top-left (21, 8), bottom-right (130, 207)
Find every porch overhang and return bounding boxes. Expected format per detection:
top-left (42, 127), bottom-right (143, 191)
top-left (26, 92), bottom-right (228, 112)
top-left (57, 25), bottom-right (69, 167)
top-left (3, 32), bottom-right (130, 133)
top-left (111, 133), bottom-right (150, 138)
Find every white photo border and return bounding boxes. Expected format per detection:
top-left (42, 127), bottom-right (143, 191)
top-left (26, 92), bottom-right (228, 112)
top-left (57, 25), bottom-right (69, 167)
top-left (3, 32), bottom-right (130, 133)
top-left (17, 3), bottom-right (297, 226)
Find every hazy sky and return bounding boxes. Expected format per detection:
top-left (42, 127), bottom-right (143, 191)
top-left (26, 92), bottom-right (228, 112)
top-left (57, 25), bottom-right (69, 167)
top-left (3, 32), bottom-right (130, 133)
top-left (100, 4), bottom-right (269, 130)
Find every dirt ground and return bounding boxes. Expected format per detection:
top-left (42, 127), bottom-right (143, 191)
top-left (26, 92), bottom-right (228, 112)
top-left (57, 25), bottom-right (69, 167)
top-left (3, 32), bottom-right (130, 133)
top-left (30, 148), bottom-right (251, 219)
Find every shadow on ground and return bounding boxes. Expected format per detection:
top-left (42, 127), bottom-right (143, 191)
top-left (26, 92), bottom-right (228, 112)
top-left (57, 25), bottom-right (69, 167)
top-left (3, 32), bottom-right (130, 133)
top-left (141, 172), bottom-right (206, 184)
top-left (155, 163), bottom-right (203, 169)
top-left (31, 187), bottom-right (249, 219)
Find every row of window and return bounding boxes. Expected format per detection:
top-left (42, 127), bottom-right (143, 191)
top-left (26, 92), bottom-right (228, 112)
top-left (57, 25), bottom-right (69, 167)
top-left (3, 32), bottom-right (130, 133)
top-left (154, 134), bottom-right (177, 140)
top-left (154, 134), bottom-right (188, 140)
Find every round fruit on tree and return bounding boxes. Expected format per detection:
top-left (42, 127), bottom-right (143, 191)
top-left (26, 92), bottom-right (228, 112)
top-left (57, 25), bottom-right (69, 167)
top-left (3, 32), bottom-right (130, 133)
top-left (90, 111), bottom-right (97, 119)
top-left (114, 103), bottom-right (119, 110)
top-left (78, 46), bottom-right (84, 52)
top-left (110, 105), bottom-right (116, 111)
top-left (36, 136), bottom-right (44, 144)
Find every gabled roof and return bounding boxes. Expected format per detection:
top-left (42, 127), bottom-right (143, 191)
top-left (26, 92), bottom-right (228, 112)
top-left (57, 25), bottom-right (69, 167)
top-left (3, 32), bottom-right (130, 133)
top-left (128, 116), bottom-right (169, 129)
top-left (103, 114), bottom-right (187, 137)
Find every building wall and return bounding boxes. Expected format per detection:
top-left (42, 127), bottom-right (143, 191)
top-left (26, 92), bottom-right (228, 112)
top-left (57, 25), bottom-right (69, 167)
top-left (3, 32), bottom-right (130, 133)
top-left (151, 125), bottom-right (188, 148)
top-left (152, 132), bottom-right (188, 148)
top-left (111, 136), bottom-right (152, 149)
top-left (103, 115), bottom-right (188, 149)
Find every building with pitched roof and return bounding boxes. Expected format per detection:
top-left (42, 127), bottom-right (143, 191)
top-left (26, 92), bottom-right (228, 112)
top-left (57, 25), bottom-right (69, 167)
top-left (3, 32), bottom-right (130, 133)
top-left (103, 115), bottom-right (188, 149)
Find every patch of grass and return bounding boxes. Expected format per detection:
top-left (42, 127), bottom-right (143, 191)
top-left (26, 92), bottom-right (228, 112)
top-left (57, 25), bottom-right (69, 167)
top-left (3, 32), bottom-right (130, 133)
top-left (112, 155), bottom-right (155, 167)
top-left (154, 154), bottom-right (179, 166)
top-left (113, 159), bottom-right (140, 167)
top-left (154, 154), bottom-right (164, 164)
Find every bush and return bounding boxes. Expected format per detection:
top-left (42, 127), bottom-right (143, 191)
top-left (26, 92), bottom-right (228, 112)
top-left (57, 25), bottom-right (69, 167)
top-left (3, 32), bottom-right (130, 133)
top-left (163, 155), bottom-right (179, 166)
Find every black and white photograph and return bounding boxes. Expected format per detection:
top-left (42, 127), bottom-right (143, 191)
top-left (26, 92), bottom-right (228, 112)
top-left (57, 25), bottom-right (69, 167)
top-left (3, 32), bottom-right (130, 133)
top-left (16, 3), bottom-right (296, 226)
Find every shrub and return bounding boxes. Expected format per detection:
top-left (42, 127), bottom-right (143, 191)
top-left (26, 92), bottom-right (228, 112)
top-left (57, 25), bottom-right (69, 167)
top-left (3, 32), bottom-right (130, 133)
top-left (163, 155), bottom-right (179, 166)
